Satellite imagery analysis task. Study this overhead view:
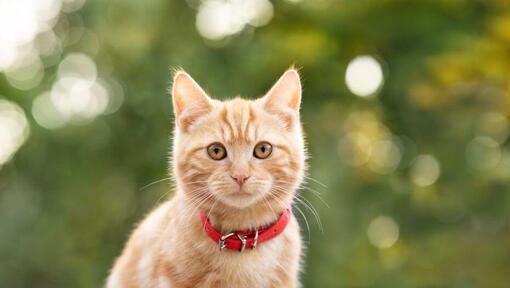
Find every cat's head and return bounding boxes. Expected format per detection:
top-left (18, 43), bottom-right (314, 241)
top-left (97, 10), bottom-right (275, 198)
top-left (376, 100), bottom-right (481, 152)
top-left (171, 69), bottom-right (306, 213)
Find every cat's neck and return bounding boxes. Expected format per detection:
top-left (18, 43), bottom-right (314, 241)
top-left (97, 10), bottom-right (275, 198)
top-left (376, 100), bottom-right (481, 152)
top-left (176, 194), bottom-right (286, 233)
top-left (208, 205), bottom-right (284, 233)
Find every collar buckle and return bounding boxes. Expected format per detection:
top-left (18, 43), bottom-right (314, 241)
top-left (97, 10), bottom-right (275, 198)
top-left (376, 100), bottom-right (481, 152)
top-left (252, 229), bottom-right (259, 250)
top-left (219, 232), bottom-right (248, 252)
top-left (201, 208), bottom-right (292, 252)
top-left (219, 232), bottom-right (235, 251)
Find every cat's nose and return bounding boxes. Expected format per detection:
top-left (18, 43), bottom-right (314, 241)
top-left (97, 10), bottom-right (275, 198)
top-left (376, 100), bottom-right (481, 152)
top-left (231, 174), bottom-right (250, 186)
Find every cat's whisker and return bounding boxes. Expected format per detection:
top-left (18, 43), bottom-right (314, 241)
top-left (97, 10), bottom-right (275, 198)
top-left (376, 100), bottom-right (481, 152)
top-left (300, 184), bottom-right (323, 196)
top-left (180, 171), bottom-right (208, 182)
top-left (268, 189), bottom-right (311, 242)
top-left (189, 194), bottom-right (215, 220)
top-left (293, 202), bottom-right (312, 243)
top-left (303, 175), bottom-right (328, 188)
top-left (295, 196), bottom-right (324, 233)
top-left (140, 176), bottom-right (179, 206)
top-left (273, 180), bottom-right (329, 209)
top-left (281, 191), bottom-right (323, 233)
top-left (185, 188), bottom-right (209, 201)
top-left (185, 194), bottom-right (208, 206)
top-left (250, 179), bottom-right (269, 184)
top-left (140, 177), bottom-right (172, 191)
top-left (270, 185), bottom-right (324, 233)
top-left (207, 198), bottom-right (220, 219)
top-left (183, 192), bottom-right (213, 220)
top-left (183, 180), bottom-right (209, 185)
top-left (184, 195), bottom-right (207, 210)
top-left (298, 187), bottom-right (329, 209)
top-left (200, 197), bottom-right (220, 231)
top-left (210, 183), bottom-right (232, 189)
top-left (186, 187), bottom-right (209, 198)
top-left (153, 188), bottom-right (172, 206)
top-left (276, 180), bottom-right (325, 195)
top-left (267, 189), bottom-right (291, 211)
top-left (262, 195), bottom-right (277, 217)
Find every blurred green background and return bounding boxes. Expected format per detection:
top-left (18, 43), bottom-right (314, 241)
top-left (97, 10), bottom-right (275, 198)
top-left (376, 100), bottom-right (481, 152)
top-left (1, 0), bottom-right (510, 287)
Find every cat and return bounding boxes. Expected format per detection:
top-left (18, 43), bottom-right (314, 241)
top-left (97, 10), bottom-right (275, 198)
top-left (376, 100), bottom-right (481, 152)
top-left (107, 68), bottom-right (307, 288)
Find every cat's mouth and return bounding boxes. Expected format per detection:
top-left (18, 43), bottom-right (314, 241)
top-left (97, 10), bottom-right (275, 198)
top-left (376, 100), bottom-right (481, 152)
top-left (215, 188), bottom-right (265, 208)
top-left (207, 179), bottom-right (272, 208)
top-left (226, 190), bottom-right (253, 197)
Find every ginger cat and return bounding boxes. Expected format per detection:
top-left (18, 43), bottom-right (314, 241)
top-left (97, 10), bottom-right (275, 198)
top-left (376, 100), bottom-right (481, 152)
top-left (107, 69), bottom-right (306, 288)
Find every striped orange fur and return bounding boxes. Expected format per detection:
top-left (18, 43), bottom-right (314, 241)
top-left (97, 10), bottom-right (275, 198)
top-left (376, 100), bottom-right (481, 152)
top-left (107, 69), bottom-right (306, 288)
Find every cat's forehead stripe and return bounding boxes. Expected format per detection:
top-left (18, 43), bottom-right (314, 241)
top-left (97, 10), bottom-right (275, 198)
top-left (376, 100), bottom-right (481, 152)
top-left (219, 100), bottom-right (257, 144)
top-left (220, 107), bottom-right (235, 142)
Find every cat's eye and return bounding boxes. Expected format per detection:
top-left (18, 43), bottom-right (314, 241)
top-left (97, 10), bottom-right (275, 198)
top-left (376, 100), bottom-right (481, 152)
top-left (253, 142), bottom-right (273, 159)
top-left (207, 143), bottom-right (227, 160)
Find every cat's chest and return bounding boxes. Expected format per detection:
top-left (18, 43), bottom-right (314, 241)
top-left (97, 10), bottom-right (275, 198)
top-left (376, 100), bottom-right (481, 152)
top-left (198, 237), bottom-right (288, 287)
top-left (158, 210), bottom-right (300, 287)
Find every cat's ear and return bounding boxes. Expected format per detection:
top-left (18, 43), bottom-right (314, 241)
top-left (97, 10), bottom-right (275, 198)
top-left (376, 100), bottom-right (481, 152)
top-left (262, 68), bottom-right (302, 129)
top-left (171, 71), bottom-right (213, 131)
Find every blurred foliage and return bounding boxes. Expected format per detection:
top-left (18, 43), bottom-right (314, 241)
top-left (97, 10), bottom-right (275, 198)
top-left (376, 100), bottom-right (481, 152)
top-left (1, 0), bottom-right (510, 287)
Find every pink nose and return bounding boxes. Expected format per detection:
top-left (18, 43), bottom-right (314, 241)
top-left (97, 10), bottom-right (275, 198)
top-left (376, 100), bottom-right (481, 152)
top-left (231, 174), bottom-right (250, 186)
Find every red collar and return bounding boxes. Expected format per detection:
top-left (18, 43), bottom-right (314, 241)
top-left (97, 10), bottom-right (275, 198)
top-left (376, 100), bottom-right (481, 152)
top-left (200, 208), bottom-right (292, 252)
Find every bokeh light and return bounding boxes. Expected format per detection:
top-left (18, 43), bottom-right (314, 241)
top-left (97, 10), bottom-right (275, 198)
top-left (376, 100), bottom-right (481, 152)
top-left (473, 112), bottom-right (509, 144)
top-left (495, 150), bottom-right (510, 179)
top-left (410, 154), bottom-right (441, 187)
top-left (466, 136), bottom-right (501, 171)
top-left (51, 77), bottom-right (109, 122)
top-left (338, 110), bottom-right (401, 174)
top-left (0, 100), bottom-right (30, 167)
top-left (196, 0), bottom-right (273, 41)
top-left (345, 55), bottom-right (384, 97)
top-left (32, 92), bottom-right (66, 129)
top-left (367, 215), bottom-right (399, 249)
top-left (368, 138), bottom-right (401, 174)
top-left (34, 52), bottom-right (116, 126)
top-left (338, 132), bottom-right (372, 166)
top-left (57, 53), bottom-right (97, 81)
top-left (5, 55), bottom-right (45, 91)
top-left (61, 0), bottom-right (87, 13)
top-left (101, 78), bottom-right (125, 115)
top-left (0, 0), bottom-right (62, 71)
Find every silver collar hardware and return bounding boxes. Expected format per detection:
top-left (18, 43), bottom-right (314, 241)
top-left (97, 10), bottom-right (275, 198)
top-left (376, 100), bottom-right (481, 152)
top-left (237, 234), bottom-right (247, 252)
top-left (219, 232), bottom-right (236, 251)
top-left (218, 231), bottom-right (255, 252)
top-left (252, 229), bottom-right (259, 250)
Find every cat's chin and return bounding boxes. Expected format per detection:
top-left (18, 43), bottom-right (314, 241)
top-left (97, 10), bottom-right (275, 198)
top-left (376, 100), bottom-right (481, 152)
top-left (216, 192), bottom-right (265, 209)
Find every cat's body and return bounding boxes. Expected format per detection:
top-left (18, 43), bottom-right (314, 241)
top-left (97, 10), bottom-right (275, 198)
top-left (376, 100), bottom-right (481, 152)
top-left (108, 69), bottom-right (306, 288)
top-left (107, 195), bottom-right (302, 288)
